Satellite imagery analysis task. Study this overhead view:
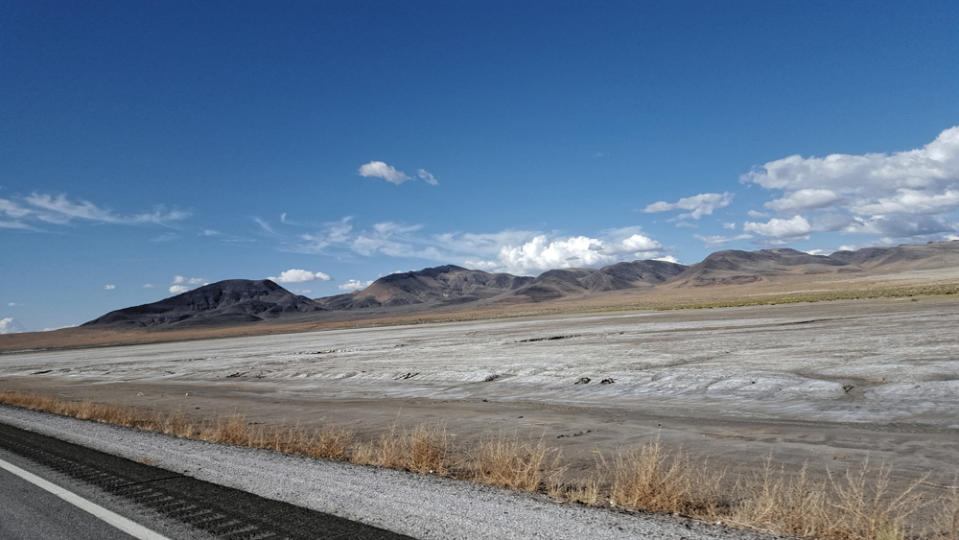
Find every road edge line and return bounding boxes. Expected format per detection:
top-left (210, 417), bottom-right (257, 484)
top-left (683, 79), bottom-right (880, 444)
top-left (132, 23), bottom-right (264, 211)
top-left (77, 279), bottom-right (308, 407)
top-left (0, 455), bottom-right (170, 540)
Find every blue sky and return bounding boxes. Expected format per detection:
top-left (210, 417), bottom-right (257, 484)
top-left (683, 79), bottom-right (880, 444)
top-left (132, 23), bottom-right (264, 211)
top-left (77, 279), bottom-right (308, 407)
top-left (2, 0), bottom-right (957, 332)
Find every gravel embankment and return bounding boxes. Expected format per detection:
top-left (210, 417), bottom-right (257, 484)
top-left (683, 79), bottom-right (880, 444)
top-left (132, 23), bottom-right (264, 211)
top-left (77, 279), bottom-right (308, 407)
top-left (0, 405), bottom-right (780, 540)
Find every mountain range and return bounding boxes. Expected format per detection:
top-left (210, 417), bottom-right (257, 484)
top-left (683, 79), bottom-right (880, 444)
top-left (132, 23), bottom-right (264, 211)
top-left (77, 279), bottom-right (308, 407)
top-left (82, 240), bottom-right (959, 329)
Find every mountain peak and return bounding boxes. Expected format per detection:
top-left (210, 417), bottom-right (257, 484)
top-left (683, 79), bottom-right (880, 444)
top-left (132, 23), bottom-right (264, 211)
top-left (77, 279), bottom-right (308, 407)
top-left (83, 279), bottom-right (322, 328)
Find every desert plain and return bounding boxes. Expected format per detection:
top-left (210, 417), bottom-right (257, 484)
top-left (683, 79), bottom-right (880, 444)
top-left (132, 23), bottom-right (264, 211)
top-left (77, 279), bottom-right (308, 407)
top-left (2, 293), bottom-right (958, 502)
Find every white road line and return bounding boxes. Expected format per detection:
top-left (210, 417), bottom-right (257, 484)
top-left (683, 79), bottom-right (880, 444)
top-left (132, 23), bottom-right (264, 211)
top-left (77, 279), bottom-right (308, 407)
top-left (0, 456), bottom-right (170, 540)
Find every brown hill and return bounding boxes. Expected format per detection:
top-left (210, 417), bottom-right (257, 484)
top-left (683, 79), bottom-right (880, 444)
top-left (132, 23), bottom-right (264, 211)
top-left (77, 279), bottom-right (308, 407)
top-left (671, 248), bottom-right (850, 287)
top-left (830, 241), bottom-right (959, 271)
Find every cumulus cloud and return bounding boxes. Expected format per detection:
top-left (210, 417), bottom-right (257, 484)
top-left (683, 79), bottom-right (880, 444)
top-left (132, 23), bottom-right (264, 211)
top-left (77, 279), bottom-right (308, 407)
top-left (358, 161), bottom-right (410, 185)
top-left (417, 169), bottom-right (439, 185)
top-left (765, 189), bottom-right (841, 212)
top-left (104, 284), bottom-right (116, 290)
top-left (742, 126), bottom-right (959, 241)
top-left (167, 276), bottom-right (206, 295)
top-left (338, 279), bottom-right (374, 291)
top-left (743, 215), bottom-right (812, 239)
top-left (843, 215), bottom-right (955, 238)
top-left (474, 229), bottom-right (667, 275)
top-left (290, 217), bottom-right (670, 276)
top-left (0, 317), bottom-right (26, 334)
top-left (850, 189), bottom-right (959, 216)
top-left (643, 192), bottom-right (733, 219)
top-left (268, 269), bottom-right (332, 283)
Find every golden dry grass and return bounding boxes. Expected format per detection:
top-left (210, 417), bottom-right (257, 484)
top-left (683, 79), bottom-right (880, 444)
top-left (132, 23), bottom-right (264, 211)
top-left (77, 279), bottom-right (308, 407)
top-left (468, 435), bottom-right (563, 492)
top-left (2, 391), bottom-right (956, 539)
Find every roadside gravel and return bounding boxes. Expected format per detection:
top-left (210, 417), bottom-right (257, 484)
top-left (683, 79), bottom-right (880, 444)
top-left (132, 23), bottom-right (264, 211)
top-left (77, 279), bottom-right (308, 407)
top-left (0, 404), bottom-right (781, 540)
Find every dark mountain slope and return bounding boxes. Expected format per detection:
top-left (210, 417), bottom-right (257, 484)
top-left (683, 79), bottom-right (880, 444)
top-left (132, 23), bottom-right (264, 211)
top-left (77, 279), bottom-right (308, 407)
top-left (317, 265), bottom-right (534, 310)
top-left (514, 260), bottom-right (688, 301)
top-left (83, 280), bottom-right (322, 328)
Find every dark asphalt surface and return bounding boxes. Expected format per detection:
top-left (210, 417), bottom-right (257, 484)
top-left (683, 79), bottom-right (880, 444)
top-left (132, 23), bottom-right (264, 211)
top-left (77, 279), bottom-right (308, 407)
top-left (0, 466), bottom-right (136, 540)
top-left (0, 421), bottom-right (415, 540)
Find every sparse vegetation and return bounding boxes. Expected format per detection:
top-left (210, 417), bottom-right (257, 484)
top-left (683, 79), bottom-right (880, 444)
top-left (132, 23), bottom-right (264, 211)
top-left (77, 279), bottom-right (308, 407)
top-left (1, 391), bottom-right (956, 539)
top-left (646, 283), bottom-right (959, 312)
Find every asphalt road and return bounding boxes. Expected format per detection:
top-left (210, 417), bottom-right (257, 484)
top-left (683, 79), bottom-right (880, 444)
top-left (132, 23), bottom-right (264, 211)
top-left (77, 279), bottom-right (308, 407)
top-left (0, 421), bottom-right (413, 540)
top-left (0, 465), bottom-right (136, 540)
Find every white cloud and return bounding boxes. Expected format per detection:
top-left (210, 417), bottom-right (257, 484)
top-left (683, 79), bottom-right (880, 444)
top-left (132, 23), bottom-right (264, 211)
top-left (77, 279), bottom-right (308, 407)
top-left (498, 235), bottom-right (608, 274)
top-left (747, 210), bottom-right (769, 218)
top-left (291, 218), bottom-right (670, 275)
top-left (742, 127), bottom-right (959, 241)
top-left (0, 194), bottom-right (188, 229)
top-left (643, 192), bottom-right (734, 219)
top-left (722, 222), bottom-right (736, 230)
top-left (268, 269), bottom-right (332, 283)
top-left (150, 232), bottom-right (179, 242)
top-left (842, 215), bottom-right (954, 238)
top-left (24, 193), bottom-right (188, 225)
top-left (0, 198), bottom-right (31, 218)
top-left (693, 233), bottom-right (753, 246)
top-left (253, 217), bottom-right (276, 234)
top-left (743, 215), bottom-right (812, 239)
top-left (487, 230), bottom-right (667, 275)
top-left (743, 127), bottom-right (959, 193)
top-left (7, 302), bottom-right (19, 307)
top-left (765, 189), bottom-right (841, 213)
top-left (358, 161), bottom-right (410, 185)
top-left (417, 169), bottom-right (439, 185)
top-left (142, 284), bottom-right (156, 288)
top-left (0, 317), bottom-right (26, 334)
top-left (850, 189), bottom-right (959, 216)
top-left (173, 275), bottom-right (206, 285)
top-left (104, 284), bottom-right (116, 290)
top-left (169, 285), bottom-right (189, 294)
top-left (338, 279), bottom-right (374, 291)
top-left (200, 229), bottom-right (221, 237)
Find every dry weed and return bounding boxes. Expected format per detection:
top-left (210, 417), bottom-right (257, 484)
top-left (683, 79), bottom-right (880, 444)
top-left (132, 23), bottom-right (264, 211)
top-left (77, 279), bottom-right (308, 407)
top-left (469, 434), bottom-right (563, 492)
top-left (0, 391), bottom-right (947, 539)
top-left (353, 423), bottom-right (450, 474)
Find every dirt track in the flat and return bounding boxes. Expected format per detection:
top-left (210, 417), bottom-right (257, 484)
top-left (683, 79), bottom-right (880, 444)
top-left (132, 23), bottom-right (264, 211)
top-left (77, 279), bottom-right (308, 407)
top-left (2, 297), bottom-right (958, 490)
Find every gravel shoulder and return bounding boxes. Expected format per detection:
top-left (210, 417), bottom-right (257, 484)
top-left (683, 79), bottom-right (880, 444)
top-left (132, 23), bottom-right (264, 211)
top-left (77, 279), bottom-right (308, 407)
top-left (0, 404), bottom-right (779, 540)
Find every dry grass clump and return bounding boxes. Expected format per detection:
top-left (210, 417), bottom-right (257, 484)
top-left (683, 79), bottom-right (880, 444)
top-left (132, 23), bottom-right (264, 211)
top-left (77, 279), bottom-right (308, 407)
top-left (730, 458), bottom-right (932, 540)
top-left (467, 434), bottom-right (563, 492)
top-left (933, 478), bottom-right (959, 540)
top-left (610, 438), bottom-right (724, 516)
top-left (3, 390), bottom-right (958, 539)
top-left (353, 423), bottom-right (450, 475)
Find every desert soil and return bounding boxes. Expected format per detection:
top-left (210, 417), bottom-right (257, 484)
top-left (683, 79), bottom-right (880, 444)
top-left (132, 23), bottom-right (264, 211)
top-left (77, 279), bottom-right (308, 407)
top-left (1, 297), bottom-right (957, 493)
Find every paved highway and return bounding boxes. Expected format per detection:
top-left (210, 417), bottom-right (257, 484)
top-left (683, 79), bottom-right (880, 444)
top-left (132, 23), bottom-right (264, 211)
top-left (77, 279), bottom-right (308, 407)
top-left (0, 464), bottom-right (136, 540)
top-left (0, 421), bottom-right (413, 540)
